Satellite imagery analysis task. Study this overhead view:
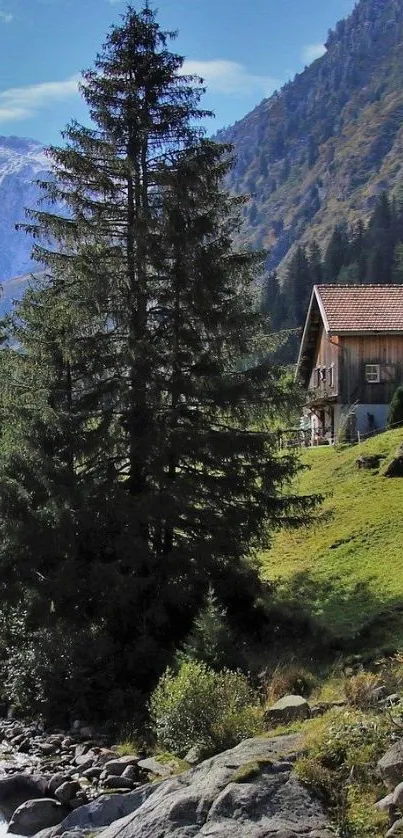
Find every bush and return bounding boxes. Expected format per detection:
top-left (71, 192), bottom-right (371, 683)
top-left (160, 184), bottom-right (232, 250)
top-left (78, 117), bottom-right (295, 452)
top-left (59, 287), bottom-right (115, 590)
top-left (388, 385), bottom-right (403, 428)
top-left (344, 672), bottom-right (381, 709)
top-left (149, 660), bottom-right (262, 758)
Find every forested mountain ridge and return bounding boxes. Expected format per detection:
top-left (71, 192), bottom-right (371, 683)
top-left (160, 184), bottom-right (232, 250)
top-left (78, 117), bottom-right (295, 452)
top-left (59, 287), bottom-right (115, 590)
top-left (217, 0), bottom-right (403, 274)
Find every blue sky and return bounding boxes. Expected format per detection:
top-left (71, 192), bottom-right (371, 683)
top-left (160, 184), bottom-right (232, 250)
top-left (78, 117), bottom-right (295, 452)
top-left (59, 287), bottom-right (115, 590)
top-left (0, 0), bottom-right (357, 145)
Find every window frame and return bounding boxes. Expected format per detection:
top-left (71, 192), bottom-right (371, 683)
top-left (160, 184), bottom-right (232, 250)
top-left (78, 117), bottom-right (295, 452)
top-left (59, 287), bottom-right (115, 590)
top-left (365, 364), bottom-right (381, 384)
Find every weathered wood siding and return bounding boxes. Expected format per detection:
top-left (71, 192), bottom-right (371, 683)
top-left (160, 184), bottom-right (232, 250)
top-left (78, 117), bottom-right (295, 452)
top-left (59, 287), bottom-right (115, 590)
top-left (308, 325), bottom-right (339, 398)
top-left (339, 335), bottom-right (403, 404)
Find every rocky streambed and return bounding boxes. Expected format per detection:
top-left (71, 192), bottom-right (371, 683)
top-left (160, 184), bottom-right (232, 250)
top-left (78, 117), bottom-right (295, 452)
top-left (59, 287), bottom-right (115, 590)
top-left (0, 718), bottom-right (173, 834)
top-left (0, 717), bottom-right (336, 838)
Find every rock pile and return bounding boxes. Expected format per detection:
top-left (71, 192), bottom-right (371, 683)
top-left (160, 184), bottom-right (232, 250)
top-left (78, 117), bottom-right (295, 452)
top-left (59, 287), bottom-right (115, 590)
top-left (0, 719), bottom-right (173, 835)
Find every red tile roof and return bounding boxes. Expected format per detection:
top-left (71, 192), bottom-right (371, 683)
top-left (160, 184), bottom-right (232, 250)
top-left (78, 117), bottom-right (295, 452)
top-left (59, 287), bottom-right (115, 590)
top-left (316, 284), bottom-right (403, 333)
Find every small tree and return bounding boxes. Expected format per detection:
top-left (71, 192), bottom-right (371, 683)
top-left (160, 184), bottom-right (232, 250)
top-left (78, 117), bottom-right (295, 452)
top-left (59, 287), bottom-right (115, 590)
top-left (178, 586), bottom-right (237, 671)
top-left (388, 385), bottom-right (403, 428)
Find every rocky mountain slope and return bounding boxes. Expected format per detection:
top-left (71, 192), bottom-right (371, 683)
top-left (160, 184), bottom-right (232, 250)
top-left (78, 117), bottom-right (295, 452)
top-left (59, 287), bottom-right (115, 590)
top-left (0, 137), bottom-right (47, 283)
top-left (217, 0), bottom-right (403, 275)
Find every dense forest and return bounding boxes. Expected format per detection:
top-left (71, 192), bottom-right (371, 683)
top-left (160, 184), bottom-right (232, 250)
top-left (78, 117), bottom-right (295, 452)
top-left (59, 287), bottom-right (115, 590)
top-left (0, 6), bottom-right (316, 725)
top-left (262, 191), bottom-right (403, 360)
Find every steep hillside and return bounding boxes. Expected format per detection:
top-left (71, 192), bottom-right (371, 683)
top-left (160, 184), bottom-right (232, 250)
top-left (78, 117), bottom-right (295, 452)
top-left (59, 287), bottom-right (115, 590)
top-left (217, 0), bottom-right (403, 274)
top-left (261, 428), bottom-right (403, 653)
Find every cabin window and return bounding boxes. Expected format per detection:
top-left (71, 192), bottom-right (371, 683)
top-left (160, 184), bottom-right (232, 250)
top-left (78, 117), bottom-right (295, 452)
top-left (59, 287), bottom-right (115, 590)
top-left (365, 364), bottom-right (381, 384)
top-left (320, 367), bottom-right (326, 382)
top-left (328, 366), bottom-right (334, 387)
top-left (315, 368), bottom-right (320, 387)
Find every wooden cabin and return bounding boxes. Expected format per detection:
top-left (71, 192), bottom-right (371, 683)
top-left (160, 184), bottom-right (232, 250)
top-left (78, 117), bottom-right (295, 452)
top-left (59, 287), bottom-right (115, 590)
top-left (295, 284), bottom-right (403, 443)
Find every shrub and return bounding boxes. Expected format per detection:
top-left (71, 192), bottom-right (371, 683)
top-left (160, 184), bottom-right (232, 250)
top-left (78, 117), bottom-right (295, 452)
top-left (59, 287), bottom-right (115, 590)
top-left (344, 672), bottom-right (381, 709)
top-left (149, 660), bottom-right (262, 758)
top-left (388, 385), bottom-right (403, 428)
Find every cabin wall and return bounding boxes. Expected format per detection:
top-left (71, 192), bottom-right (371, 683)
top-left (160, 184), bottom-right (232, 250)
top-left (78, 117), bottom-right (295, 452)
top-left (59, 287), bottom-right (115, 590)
top-left (339, 335), bottom-right (403, 405)
top-left (308, 325), bottom-right (339, 397)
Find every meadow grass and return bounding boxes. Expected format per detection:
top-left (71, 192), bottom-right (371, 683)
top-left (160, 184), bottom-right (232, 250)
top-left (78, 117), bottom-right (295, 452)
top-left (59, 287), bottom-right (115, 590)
top-left (261, 428), bottom-right (403, 650)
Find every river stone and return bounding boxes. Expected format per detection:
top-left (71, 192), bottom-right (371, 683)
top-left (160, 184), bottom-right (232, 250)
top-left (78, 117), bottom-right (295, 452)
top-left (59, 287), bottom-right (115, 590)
top-left (54, 782), bottom-right (81, 805)
top-left (387, 820), bottom-right (403, 837)
top-left (0, 773), bottom-right (49, 820)
top-left (74, 757), bottom-right (94, 773)
top-left (265, 695), bottom-right (311, 726)
top-left (375, 792), bottom-right (394, 811)
top-left (49, 787), bottom-right (155, 835)
top-left (53, 735), bottom-right (329, 838)
top-left (136, 757), bottom-right (172, 777)
top-left (8, 798), bottom-right (69, 836)
top-left (121, 767), bottom-right (137, 781)
top-left (102, 777), bottom-right (134, 790)
top-left (48, 775), bottom-right (72, 796)
top-left (103, 757), bottom-right (139, 777)
top-left (378, 742), bottom-right (403, 789)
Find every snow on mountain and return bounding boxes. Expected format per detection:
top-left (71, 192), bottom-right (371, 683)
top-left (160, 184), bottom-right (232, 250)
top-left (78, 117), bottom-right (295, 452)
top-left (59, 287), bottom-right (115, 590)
top-left (0, 135), bottom-right (49, 285)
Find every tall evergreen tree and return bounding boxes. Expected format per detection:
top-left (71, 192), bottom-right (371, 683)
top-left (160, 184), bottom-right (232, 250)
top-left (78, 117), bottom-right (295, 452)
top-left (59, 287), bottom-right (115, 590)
top-left (284, 245), bottom-right (312, 326)
top-left (307, 240), bottom-right (323, 286)
top-left (324, 225), bottom-right (349, 281)
top-left (1, 4), bottom-right (314, 713)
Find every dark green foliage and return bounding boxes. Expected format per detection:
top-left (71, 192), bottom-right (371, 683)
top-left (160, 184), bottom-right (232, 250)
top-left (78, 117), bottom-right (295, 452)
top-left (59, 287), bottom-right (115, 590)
top-left (177, 587), bottom-right (238, 672)
top-left (324, 226), bottom-right (349, 281)
top-left (284, 246), bottom-right (312, 326)
top-left (0, 5), bottom-right (315, 720)
top-left (388, 386), bottom-right (403, 428)
top-left (149, 661), bottom-right (262, 757)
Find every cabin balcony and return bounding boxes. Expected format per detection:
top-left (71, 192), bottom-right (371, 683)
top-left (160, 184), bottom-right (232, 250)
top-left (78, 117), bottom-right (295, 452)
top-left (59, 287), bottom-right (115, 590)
top-left (306, 385), bottom-right (338, 409)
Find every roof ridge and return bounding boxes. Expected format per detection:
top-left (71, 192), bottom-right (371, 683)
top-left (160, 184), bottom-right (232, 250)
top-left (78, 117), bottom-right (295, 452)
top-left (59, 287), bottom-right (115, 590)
top-left (315, 284), bottom-right (403, 289)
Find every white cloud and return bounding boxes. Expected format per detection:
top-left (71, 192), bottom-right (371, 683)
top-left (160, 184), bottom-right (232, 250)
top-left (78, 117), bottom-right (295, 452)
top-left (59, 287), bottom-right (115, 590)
top-left (302, 43), bottom-right (326, 64)
top-left (0, 75), bottom-right (79, 123)
top-left (183, 59), bottom-right (278, 98)
top-left (0, 11), bottom-right (13, 22)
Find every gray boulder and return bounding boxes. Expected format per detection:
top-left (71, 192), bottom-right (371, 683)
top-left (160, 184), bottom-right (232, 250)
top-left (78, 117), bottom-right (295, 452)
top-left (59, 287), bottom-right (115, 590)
top-left (8, 798), bottom-right (69, 836)
top-left (102, 777), bottom-right (134, 790)
top-left (48, 775), bottom-right (71, 796)
top-left (137, 757), bottom-right (172, 777)
top-left (49, 787), bottom-right (155, 836)
top-left (54, 782), bottom-right (81, 805)
top-left (103, 757), bottom-right (139, 777)
top-left (0, 773), bottom-right (49, 820)
top-left (394, 782), bottom-right (403, 807)
top-left (265, 695), bottom-right (311, 727)
top-left (378, 742), bottom-right (403, 789)
top-left (387, 820), bottom-right (403, 837)
top-left (57, 735), bottom-right (330, 838)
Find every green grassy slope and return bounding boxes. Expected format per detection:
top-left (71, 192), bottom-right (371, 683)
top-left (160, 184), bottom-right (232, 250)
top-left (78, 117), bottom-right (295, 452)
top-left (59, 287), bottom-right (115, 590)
top-left (261, 428), bottom-right (403, 652)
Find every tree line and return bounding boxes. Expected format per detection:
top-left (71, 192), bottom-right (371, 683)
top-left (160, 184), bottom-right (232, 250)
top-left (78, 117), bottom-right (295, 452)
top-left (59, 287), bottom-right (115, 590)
top-left (262, 191), bottom-right (403, 361)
